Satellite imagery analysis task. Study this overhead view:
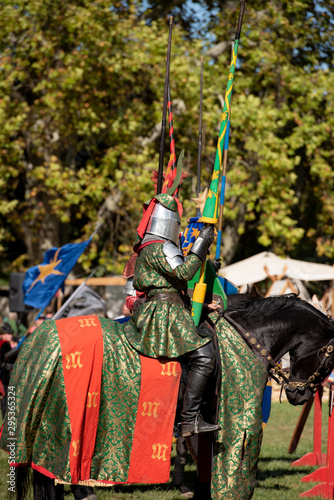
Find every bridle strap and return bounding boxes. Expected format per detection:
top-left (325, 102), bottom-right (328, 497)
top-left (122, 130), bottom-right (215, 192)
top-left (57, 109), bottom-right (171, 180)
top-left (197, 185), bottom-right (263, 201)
top-left (222, 313), bottom-right (289, 385)
top-left (287, 340), bottom-right (334, 392)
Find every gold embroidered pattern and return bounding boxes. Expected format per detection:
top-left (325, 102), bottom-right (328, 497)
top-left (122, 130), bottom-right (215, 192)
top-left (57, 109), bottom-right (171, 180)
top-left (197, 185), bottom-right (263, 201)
top-left (86, 392), bottom-right (99, 408)
top-left (151, 443), bottom-right (168, 461)
top-left (161, 362), bottom-right (178, 377)
top-left (78, 317), bottom-right (98, 328)
top-left (72, 439), bottom-right (80, 457)
top-left (65, 351), bottom-right (83, 369)
top-left (141, 401), bottom-right (160, 418)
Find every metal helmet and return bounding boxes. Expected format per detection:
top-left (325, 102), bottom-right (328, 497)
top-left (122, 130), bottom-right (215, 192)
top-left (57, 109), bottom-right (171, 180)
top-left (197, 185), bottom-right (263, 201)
top-left (145, 195), bottom-right (181, 245)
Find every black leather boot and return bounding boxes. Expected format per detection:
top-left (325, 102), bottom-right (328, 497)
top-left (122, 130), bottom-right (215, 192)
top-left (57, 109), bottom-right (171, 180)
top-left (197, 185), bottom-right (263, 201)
top-left (181, 368), bottom-right (221, 437)
top-left (182, 413), bottom-right (221, 437)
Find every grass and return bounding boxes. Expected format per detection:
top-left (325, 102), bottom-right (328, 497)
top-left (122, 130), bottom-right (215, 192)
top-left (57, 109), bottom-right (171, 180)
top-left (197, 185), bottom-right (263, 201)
top-left (0, 399), bottom-right (330, 499)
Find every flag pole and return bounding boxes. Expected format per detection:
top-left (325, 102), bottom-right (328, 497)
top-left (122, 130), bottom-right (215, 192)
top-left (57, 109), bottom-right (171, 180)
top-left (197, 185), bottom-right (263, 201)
top-left (195, 56), bottom-right (204, 218)
top-left (201, 0), bottom-right (246, 225)
top-left (215, 42), bottom-right (234, 260)
top-left (52, 267), bottom-right (98, 320)
top-left (157, 16), bottom-right (173, 195)
top-left (191, 1), bottom-right (246, 326)
top-left (197, 56), bottom-right (204, 200)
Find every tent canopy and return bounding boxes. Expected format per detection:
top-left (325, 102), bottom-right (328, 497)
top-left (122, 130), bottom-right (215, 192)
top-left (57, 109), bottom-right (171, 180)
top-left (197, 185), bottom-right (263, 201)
top-left (220, 251), bottom-right (334, 287)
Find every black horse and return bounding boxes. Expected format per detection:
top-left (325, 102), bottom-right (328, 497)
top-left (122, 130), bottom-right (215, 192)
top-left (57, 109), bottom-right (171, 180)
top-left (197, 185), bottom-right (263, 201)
top-left (2, 290), bottom-right (334, 500)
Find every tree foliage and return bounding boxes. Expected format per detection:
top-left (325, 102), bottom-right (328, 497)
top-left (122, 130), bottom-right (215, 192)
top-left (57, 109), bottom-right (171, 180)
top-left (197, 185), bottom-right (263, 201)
top-left (0, 0), bottom-right (333, 278)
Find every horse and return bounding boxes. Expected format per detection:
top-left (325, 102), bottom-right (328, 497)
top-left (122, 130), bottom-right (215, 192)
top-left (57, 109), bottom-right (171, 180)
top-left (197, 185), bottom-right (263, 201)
top-left (1, 290), bottom-right (334, 500)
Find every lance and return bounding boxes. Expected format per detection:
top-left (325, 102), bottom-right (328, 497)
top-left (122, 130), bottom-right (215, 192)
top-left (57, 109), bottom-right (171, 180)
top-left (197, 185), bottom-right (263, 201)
top-left (157, 16), bottom-right (173, 195)
top-left (191, 0), bottom-right (246, 326)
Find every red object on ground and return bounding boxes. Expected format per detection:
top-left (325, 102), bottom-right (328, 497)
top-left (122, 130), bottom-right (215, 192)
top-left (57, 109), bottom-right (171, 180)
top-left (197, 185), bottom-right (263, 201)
top-left (291, 387), bottom-right (327, 468)
top-left (299, 383), bottom-right (334, 498)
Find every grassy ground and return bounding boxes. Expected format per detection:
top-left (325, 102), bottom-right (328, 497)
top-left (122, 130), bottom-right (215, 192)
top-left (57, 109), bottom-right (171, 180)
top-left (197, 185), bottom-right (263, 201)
top-left (0, 399), bottom-right (329, 499)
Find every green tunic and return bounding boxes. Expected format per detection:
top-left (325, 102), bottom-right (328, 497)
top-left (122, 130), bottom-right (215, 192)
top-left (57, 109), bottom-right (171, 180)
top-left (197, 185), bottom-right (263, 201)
top-left (123, 242), bottom-right (210, 358)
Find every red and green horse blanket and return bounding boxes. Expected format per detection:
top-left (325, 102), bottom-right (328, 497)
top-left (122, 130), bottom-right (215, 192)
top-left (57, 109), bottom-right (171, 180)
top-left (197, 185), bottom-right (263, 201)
top-left (0, 314), bottom-right (268, 499)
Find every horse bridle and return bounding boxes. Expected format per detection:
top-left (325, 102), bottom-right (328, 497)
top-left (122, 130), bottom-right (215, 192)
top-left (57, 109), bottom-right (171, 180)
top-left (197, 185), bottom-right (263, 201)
top-left (222, 312), bottom-right (334, 393)
top-left (286, 340), bottom-right (334, 393)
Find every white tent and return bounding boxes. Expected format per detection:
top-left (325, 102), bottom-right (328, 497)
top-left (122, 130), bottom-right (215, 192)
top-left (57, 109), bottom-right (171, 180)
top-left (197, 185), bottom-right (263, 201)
top-left (220, 251), bottom-right (334, 287)
top-left (266, 278), bottom-right (311, 300)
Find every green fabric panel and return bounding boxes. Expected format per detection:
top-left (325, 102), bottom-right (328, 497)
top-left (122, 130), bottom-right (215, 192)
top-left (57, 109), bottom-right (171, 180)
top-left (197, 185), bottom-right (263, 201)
top-left (0, 320), bottom-right (69, 470)
top-left (211, 315), bottom-right (268, 500)
top-left (124, 301), bottom-right (209, 358)
top-left (187, 261), bottom-right (227, 311)
top-left (89, 317), bottom-right (141, 481)
top-left (154, 194), bottom-right (178, 211)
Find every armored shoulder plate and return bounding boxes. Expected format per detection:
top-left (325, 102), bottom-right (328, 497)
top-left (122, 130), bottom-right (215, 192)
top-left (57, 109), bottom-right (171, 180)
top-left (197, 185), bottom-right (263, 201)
top-left (163, 241), bottom-right (184, 270)
top-left (124, 277), bottom-right (137, 297)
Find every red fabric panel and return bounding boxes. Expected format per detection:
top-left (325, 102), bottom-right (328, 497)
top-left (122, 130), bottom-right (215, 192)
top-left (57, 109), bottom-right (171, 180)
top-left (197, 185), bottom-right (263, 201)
top-left (127, 356), bottom-right (181, 483)
top-left (137, 239), bottom-right (166, 253)
top-left (174, 197), bottom-right (183, 218)
top-left (122, 252), bottom-right (137, 279)
top-left (32, 463), bottom-right (57, 479)
top-left (136, 198), bottom-right (158, 239)
top-left (56, 316), bottom-right (103, 483)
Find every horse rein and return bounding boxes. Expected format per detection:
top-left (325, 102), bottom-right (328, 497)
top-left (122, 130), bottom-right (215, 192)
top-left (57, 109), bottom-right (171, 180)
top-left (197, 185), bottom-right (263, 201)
top-left (222, 312), bottom-right (334, 393)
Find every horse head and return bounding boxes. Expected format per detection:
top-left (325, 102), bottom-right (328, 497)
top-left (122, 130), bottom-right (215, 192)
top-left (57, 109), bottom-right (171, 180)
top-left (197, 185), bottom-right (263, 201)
top-left (284, 300), bottom-right (334, 405)
top-left (222, 292), bottom-right (334, 406)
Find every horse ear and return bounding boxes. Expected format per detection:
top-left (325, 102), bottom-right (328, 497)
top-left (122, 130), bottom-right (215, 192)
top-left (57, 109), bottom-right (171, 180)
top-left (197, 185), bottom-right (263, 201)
top-left (250, 285), bottom-right (263, 298)
top-left (311, 294), bottom-right (328, 316)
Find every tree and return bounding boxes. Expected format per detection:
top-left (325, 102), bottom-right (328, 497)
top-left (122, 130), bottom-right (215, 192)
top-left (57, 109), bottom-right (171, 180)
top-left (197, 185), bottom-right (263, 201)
top-left (0, 0), bottom-right (206, 274)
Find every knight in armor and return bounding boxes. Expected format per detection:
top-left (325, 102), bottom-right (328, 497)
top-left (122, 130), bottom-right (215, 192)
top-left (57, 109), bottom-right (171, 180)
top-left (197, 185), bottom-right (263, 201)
top-left (123, 193), bottom-right (221, 436)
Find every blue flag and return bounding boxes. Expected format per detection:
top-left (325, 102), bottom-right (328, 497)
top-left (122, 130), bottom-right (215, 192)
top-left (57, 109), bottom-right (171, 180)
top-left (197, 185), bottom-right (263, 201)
top-left (261, 379), bottom-right (272, 425)
top-left (23, 239), bottom-right (92, 310)
top-left (181, 217), bottom-right (204, 256)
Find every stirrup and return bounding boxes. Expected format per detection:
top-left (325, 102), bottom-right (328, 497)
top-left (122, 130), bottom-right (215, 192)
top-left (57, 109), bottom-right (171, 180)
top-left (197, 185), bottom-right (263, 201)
top-left (181, 414), bottom-right (221, 437)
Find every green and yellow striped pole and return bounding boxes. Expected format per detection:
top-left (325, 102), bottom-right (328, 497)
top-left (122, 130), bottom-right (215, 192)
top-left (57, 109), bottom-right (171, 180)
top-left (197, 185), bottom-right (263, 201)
top-left (192, 0), bottom-right (246, 326)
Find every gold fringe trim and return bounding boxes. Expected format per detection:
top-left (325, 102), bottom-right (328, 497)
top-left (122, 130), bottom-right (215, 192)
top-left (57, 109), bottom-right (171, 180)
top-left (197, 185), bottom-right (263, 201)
top-left (54, 479), bottom-right (116, 487)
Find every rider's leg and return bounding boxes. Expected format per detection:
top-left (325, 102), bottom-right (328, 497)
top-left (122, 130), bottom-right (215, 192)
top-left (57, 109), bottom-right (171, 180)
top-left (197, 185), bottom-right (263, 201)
top-left (181, 339), bottom-right (221, 437)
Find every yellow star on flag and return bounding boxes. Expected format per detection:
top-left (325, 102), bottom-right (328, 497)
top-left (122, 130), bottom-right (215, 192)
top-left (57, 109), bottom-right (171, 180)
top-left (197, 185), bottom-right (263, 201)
top-left (190, 227), bottom-right (201, 239)
top-left (27, 248), bottom-right (65, 293)
top-left (191, 188), bottom-right (208, 216)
